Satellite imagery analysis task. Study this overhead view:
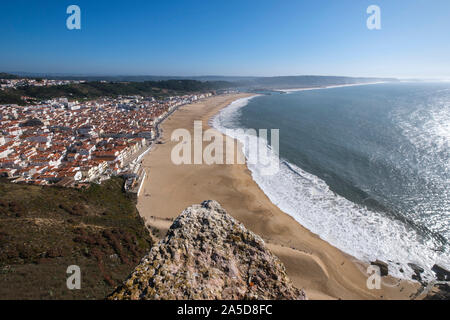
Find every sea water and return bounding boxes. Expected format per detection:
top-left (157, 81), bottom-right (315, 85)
top-left (212, 82), bottom-right (450, 281)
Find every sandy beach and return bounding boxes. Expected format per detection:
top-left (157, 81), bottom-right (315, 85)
top-left (137, 93), bottom-right (421, 300)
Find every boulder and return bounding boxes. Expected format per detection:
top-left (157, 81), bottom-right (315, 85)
top-left (432, 264), bottom-right (450, 282)
top-left (109, 200), bottom-right (306, 300)
top-left (424, 283), bottom-right (450, 300)
top-left (408, 263), bottom-right (424, 282)
top-left (371, 260), bottom-right (389, 276)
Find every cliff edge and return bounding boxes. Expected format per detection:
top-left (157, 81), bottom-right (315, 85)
top-left (109, 200), bottom-right (306, 300)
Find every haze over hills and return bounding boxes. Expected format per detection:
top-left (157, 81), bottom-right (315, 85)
top-left (4, 72), bottom-right (397, 89)
top-left (0, 72), bottom-right (399, 105)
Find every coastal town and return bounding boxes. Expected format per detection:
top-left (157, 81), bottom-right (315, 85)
top-left (0, 79), bottom-right (213, 195)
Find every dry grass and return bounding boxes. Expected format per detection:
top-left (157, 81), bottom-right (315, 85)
top-left (0, 177), bottom-right (152, 300)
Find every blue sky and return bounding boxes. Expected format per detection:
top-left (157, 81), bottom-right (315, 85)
top-left (1, 0), bottom-right (449, 78)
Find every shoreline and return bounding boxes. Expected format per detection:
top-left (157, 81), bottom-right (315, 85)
top-left (136, 93), bottom-right (421, 300)
top-left (277, 81), bottom-right (387, 93)
top-left (210, 94), bottom-right (443, 282)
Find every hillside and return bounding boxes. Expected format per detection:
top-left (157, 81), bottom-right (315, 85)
top-left (0, 73), bottom-right (21, 80)
top-left (0, 178), bottom-right (153, 299)
top-left (109, 200), bottom-right (306, 300)
top-left (0, 79), bottom-right (235, 104)
top-left (6, 73), bottom-right (397, 86)
top-left (0, 74), bottom-right (399, 105)
top-left (239, 75), bottom-right (398, 89)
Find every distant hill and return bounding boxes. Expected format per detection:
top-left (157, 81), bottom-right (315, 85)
top-left (1, 72), bottom-right (398, 105)
top-left (0, 72), bottom-right (21, 79)
top-left (7, 72), bottom-right (258, 83)
top-left (237, 75), bottom-right (398, 89)
top-left (8, 72), bottom-right (397, 88)
top-left (0, 79), bottom-right (235, 104)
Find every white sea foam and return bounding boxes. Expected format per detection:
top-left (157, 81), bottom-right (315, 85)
top-left (211, 95), bottom-right (450, 282)
top-left (278, 82), bottom-right (387, 94)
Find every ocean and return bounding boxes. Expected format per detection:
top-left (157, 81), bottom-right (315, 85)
top-left (212, 82), bottom-right (450, 281)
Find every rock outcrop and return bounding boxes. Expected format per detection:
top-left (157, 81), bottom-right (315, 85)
top-left (424, 283), bottom-right (450, 300)
top-left (431, 264), bottom-right (450, 282)
top-left (109, 200), bottom-right (306, 300)
top-left (371, 260), bottom-right (389, 276)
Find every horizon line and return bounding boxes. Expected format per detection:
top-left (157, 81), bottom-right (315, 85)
top-left (2, 71), bottom-right (449, 81)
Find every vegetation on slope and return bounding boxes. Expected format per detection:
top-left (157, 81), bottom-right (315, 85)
top-left (0, 73), bottom-right (21, 80)
top-left (0, 79), bottom-right (235, 104)
top-left (0, 177), bottom-right (152, 300)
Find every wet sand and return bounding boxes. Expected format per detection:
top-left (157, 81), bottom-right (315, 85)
top-left (137, 93), bottom-right (420, 300)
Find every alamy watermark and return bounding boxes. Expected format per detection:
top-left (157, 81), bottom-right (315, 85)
top-left (66, 265), bottom-right (81, 290)
top-left (171, 121), bottom-right (280, 176)
top-left (64, 5), bottom-right (381, 31)
top-left (366, 265), bottom-right (381, 289)
top-left (367, 5), bottom-right (381, 30)
top-left (66, 5), bottom-right (81, 30)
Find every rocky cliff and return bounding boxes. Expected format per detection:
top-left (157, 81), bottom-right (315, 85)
top-left (109, 200), bottom-right (306, 300)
